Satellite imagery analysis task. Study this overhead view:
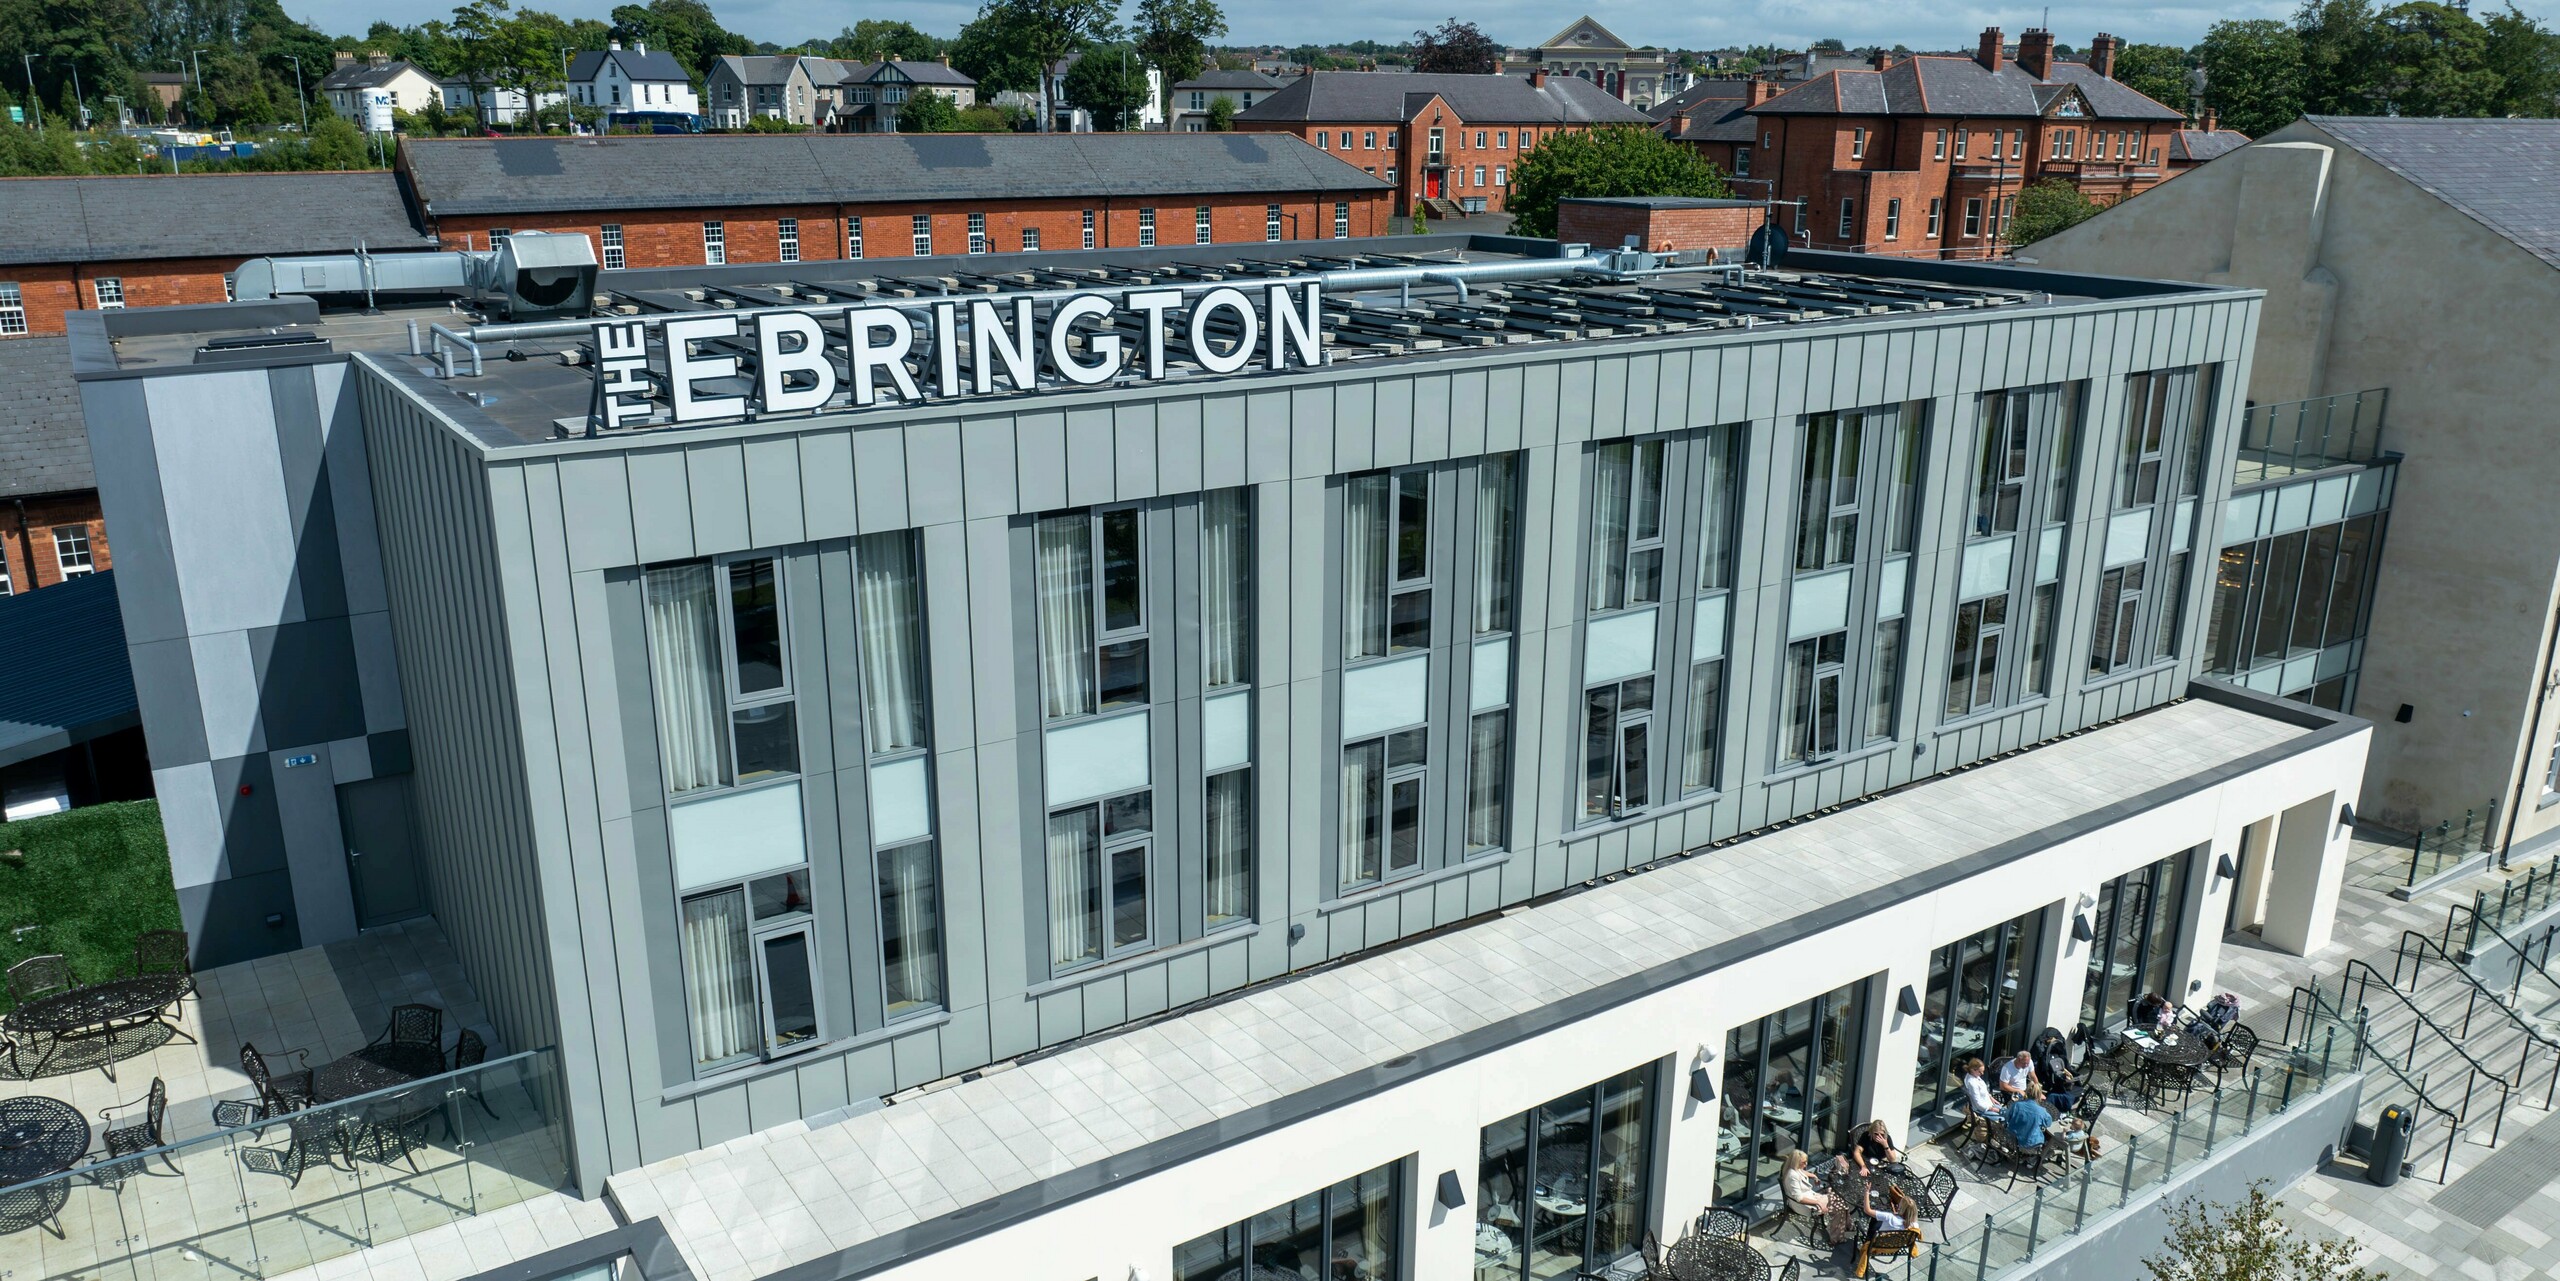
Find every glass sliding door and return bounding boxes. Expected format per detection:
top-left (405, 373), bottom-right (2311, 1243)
top-left (2079, 850), bottom-right (2197, 1030)
top-left (1175, 1160), bottom-right (1404, 1281)
top-left (1910, 909), bottom-right (2047, 1133)
top-left (1714, 978), bottom-right (1873, 1210)
top-left (1474, 1065), bottom-right (1660, 1281)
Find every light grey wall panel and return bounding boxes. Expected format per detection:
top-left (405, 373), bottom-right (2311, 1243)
top-left (743, 435), bottom-right (807, 549)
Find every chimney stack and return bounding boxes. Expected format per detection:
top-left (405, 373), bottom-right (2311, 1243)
top-left (367, 51), bottom-right (389, 68)
top-left (607, 38), bottom-right (621, 51)
top-left (1748, 76), bottom-right (1779, 106)
top-left (2090, 33), bottom-right (2120, 79)
top-left (1870, 49), bottom-right (1893, 72)
top-left (634, 39), bottom-right (648, 53)
top-left (2203, 107), bottom-right (2219, 131)
top-left (2018, 29), bottom-right (2055, 79)
top-left (334, 50), bottom-right (357, 68)
top-left (1530, 68), bottom-right (1548, 89)
top-left (1976, 28), bottom-right (2004, 72)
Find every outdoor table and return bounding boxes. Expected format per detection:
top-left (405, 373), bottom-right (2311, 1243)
top-left (2126, 1030), bottom-right (2212, 1067)
top-left (0, 975), bottom-right (188, 1080)
top-left (312, 1044), bottom-right (447, 1103)
top-left (1668, 1231), bottom-right (1770, 1281)
top-left (0, 1096), bottom-right (85, 1188)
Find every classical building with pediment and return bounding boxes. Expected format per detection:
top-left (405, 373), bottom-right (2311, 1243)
top-left (1504, 15), bottom-right (1691, 108)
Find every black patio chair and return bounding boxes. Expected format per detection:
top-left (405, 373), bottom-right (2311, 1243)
top-left (91, 1076), bottom-right (178, 1182)
top-left (1698, 1205), bottom-right (1750, 1242)
top-left (371, 1003), bottom-right (444, 1054)
top-left (449, 1028), bottom-right (501, 1120)
top-left (241, 1042), bottom-right (314, 1116)
top-left (2216, 1024), bottom-right (2262, 1088)
top-left (1914, 1165), bottom-right (1959, 1236)
top-left (238, 1111), bottom-right (341, 1188)
top-left (1777, 1260), bottom-right (1805, 1281)
top-left (6, 954), bottom-right (73, 1006)
top-left (1859, 1229), bottom-right (1923, 1280)
top-left (347, 1093), bottom-right (439, 1175)
top-left (124, 931), bottom-right (193, 996)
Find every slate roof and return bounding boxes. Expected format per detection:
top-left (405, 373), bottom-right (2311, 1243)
top-left (2169, 128), bottom-right (2249, 164)
top-left (0, 173), bottom-right (432, 265)
top-left (1175, 69), bottom-right (1286, 92)
top-left (1753, 54), bottom-right (2183, 121)
top-left (400, 134), bottom-right (1389, 216)
top-left (0, 569), bottom-right (137, 770)
top-left (865, 59), bottom-right (973, 87)
top-left (1650, 79), bottom-right (1755, 143)
top-left (1235, 70), bottom-right (1652, 125)
top-left (1647, 78), bottom-right (1749, 122)
top-left (0, 338), bottom-right (90, 499)
top-left (2308, 116), bottom-right (2560, 271)
top-left (319, 59), bottom-right (431, 91)
top-left (568, 46), bottom-right (692, 83)
top-left (711, 55), bottom-right (840, 87)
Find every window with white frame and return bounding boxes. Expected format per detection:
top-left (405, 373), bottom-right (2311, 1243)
top-left (92, 277), bottom-right (124, 309)
top-left (701, 221), bottom-right (725, 266)
top-left (1194, 205), bottom-right (1213, 245)
top-left (911, 214), bottom-right (932, 256)
top-left (1934, 128), bottom-right (1947, 160)
top-left (1963, 198), bottom-right (1983, 238)
top-left (1082, 209), bottom-right (1096, 249)
top-left (2008, 128), bottom-right (2024, 160)
top-left (1836, 198), bottom-right (1856, 242)
top-left (1954, 130), bottom-right (1969, 161)
top-left (1266, 204), bottom-right (1282, 242)
top-left (847, 217), bottom-right (864, 259)
top-left (1496, 164), bottom-right (1508, 186)
top-left (1340, 469), bottom-right (1433, 890)
top-left (1139, 208), bottom-right (1157, 247)
top-left (968, 212), bottom-right (988, 255)
top-left (1947, 383), bottom-right (2081, 720)
top-left (777, 217), bottom-right (799, 263)
top-left (1781, 405), bottom-right (1922, 766)
top-left (1364, 130), bottom-right (1377, 149)
top-left (51, 525), bottom-right (94, 577)
top-left (1850, 126), bottom-right (1867, 159)
top-left (0, 283), bottom-right (25, 335)
top-left (1884, 198), bottom-right (1901, 240)
top-left (1021, 226), bottom-right (1040, 252)
top-left (1926, 199), bottom-right (1942, 238)
top-left (1335, 202), bottom-right (1350, 238)
top-left (600, 224), bottom-right (625, 270)
top-left (2090, 367), bottom-right (2217, 678)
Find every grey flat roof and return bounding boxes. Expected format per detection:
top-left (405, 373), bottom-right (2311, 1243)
top-left (0, 570), bottom-right (138, 769)
top-left (0, 172), bottom-right (433, 265)
top-left (398, 134), bottom-right (1389, 217)
top-left (0, 337), bottom-right (92, 498)
top-left (2306, 116), bottom-right (2560, 272)
top-left (589, 695), bottom-right (2333, 1281)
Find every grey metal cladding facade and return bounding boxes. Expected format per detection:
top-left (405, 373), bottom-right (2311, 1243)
top-left (349, 282), bottom-right (2258, 1183)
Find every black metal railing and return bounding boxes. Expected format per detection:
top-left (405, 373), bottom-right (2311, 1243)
top-left (2233, 388), bottom-right (2389, 486)
top-left (2391, 927), bottom-right (2560, 1106)
top-left (2406, 798), bottom-right (2501, 887)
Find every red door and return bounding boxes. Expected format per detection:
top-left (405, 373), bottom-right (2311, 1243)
top-left (1425, 171), bottom-right (1443, 198)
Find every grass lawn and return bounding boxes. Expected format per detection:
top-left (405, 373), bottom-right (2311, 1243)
top-left (0, 800), bottom-right (183, 987)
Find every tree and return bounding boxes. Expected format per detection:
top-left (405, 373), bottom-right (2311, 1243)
top-left (1506, 125), bottom-right (1731, 238)
top-left (1131, 0), bottom-right (1224, 116)
top-left (2006, 177), bottom-right (2101, 247)
top-left (2199, 19), bottom-right (2306, 138)
top-left (2374, 1), bottom-right (2501, 115)
top-left (1203, 92), bottom-right (1235, 130)
top-left (2482, 4), bottom-right (2560, 116)
top-left (607, 0), bottom-right (750, 82)
top-left (2110, 43), bottom-right (2193, 114)
top-left (2295, 0), bottom-right (2390, 115)
top-left (961, 0), bottom-right (1118, 131)
top-left (895, 87), bottom-right (960, 132)
top-left (949, 11), bottom-right (1045, 99)
top-left (830, 19), bottom-right (943, 62)
top-left (2144, 1184), bottom-right (2380, 1281)
top-left (1411, 18), bottom-right (1498, 74)
top-left (1063, 43), bottom-right (1149, 129)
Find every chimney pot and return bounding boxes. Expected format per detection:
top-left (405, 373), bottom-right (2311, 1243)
top-left (368, 51), bottom-right (388, 67)
top-left (1976, 28), bottom-right (2004, 72)
top-left (2018, 29), bottom-right (2055, 80)
top-left (334, 51), bottom-right (357, 67)
top-left (2091, 33), bottom-right (2120, 80)
top-left (607, 38), bottom-right (620, 51)
top-left (1530, 69), bottom-right (1548, 89)
top-left (1870, 50), bottom-right (1892, 72)
top-left (634, 39), bottom-right (647, 54)
top-left (2204, 107), bottom-right (2219, 131)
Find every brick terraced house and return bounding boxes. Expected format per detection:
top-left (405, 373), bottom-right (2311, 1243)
top-left (1746, 30), bottom-right (2188, 260)
top-left (1234, 70), bottom-right (1654, 218)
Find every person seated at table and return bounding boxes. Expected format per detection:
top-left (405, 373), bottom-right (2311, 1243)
top-left (1997, 1049), bottom-right (2041, 1099)
top-left (1861, 1176), bottom-right (1918, 1236)
top-left (1850, 1119), bottom-right (1901, 1175)
top-left (2004, 1081), bottom-right (2055, 1150)
top-left (1781, 1149), bottom-right (1835, 1216)
top-left (2133, 991), bottom-right (2173, 1033)
top-left (2032, 1037), bottom-right (2082, 1111)
top-left (1961, 1058), bottom-right (2005, 1141)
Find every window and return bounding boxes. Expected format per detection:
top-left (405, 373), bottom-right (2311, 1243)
top-left (1718, 978), bottom-right (1873, 1205)
top-left (2080, 852), bottom-right (2195, 1029)
top-left (1386, 168), bottom-right (1398, 185)
top-left (1497, 130), bottom-right (1509, 147)
top-left (1173, 1161), bottom-right (1403, 1281)
top-left (1038, 508), bottom-right (1155, 969)
top-left (1139, 208), bottom-right (1156, 247)
top-left (846, 217), bottom-right (864, 259)
top-left (92, 277), bottom-right (124, 309)
top-left (1476, 1068), bottom-right (1658, 1281)
top-left (1082, 208), bottom-right (1096, 250)
top-left (1473, 130), bottom-right (1485, 147)
top-left (1999, 196), bottom-right (2015, 234)
top-left (2008, 128), bottom-right (2024, 160)
top-left (1495, 164), bottom-right (1508, 186)
top-left (1850, 125), bottom-right (1866, 159)
top-left (2062, 131), bottom-right (2076, 160)
top-left (1468, 456), bottom-right (1520, 852)
top-left (852, 531), bottom-right (943, 1018)
top-left (1341, 470), bottom-right (1433, 891)
top-left (1926, 198), bottom-right (1942, 238)
top-left (1934, 127), bottom-right (1947, 160)
top-left (1884, 198), bottom-right (1901, 241)
top-left (1911, 909), bottom-right (2044, 1130)
top-left (1266, 204), bottom-right (1283, 241)
top-left (1313, 129), bottom-right (1327, 149)
top-left (1364, 130), bottom-right (1377, 149)
top-left (1021, 226), bottom-right (1040, 252)
top-left (2207, 514), bottom-right (2384, 694)
top-left (1962, 197), bottom-right (1983, 238)
top-left (1782, 406), bottom-right (1920, 765)
top-left (488, 228), bottom-right (512, 251)
top-left (2092, 367), bottom-right (2217, 677)
top-left (1954, 130), bottom-right (1969, 161)
top-left (1335, 201), bottom-right (1351, 239)
top-left (599, 224), bottom-right (625, 270)
top-left (51, 525), bottom-right (94, 577)
top-left (777, 217), bottom-right (799, 263)
top-left (701, 221), bottom-right (724, 266)
top-left (223, 274), bottom-right (235, 302)
top-left (646, 557), bottom-right (810, 1069)
top-left (1201, 490), bottom-right (1254, 927)
top-left (1195, 205), bottom-right (1213, 245)
top-left (1337, 130), bottom-right (1351, 149)
top-left (0, 283), bottom-right (25, 336)
top-left (1188, 90), bottom-right (1205, 110)
top-left (1473, 164), bottom-right (1486, 188)
top-left (967, 212), bottom-right (987, 255)
top-left (1732, 147), bottom-right (1750, 179)
top-left (2049, 132), bottom-right (2064, 161)
top-left (911, 214), bottom-right (932, 257)
top-left (1836, 198), bottom-right (1856, 241)
top-left (1950, 383), bottom-right (2080, 718)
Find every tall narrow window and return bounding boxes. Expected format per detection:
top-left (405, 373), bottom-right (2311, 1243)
top-left (846, 217), bottom-right (864, 259)
top-left (911, 214), bottom-right (933, 257)
top-left (854, 531), bottom-right (940, 1015)
top-left (2092, 368), bottom-right (2215, 677)
top-left (599, 224), bottom-right (625, 270)
top-left (1468, 457), bottom-right (1519, 852)
top-left (1266, 204), bottom-right (1283, 241)
top-left (1039, 507), bottom-right (1156, 970)
top-left (1344, 472), bottom-right (1432, 661)
top-left (1685, 429), bottom-right (1738, 792)
top-left (1335, 201), bottom-right (1351, 238)
top-left (1341, 470), bottom-right (1432, 891)
top-left (777, 217), bottom-right (800, 262)
top-left (1948, 384), bottom-right (2079, 718)
top-left (645, 558), bottom-right (798, 796)
top-left (1082, 208), bottom-right (1096, 249)
top-left (701, 222), bottom-right (725, 266)
top-left (967, 212), bottom-right (988, 255)
top-left (1139, 208), bottom-right (1157, 247)
top-left (1202, 489), bottom-right (1254, 928)
top-left (1783, 406), bottom-right (1921, 765)
top-left (1195, 205), bottom-right (1214, 245)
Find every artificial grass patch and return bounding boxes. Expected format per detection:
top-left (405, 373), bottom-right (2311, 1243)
top-left (0, 800), bottom-right (183, 988)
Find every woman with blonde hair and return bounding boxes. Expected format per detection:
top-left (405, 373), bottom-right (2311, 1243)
top-left (1780, 1148), bottom-right (1834, 1216)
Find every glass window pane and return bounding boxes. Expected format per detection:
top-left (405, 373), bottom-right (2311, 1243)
top-left (1883, 411), bottom-right (1918, 554)
top-left (1249, 1192), bottom-right (1326, 1278)
top-left (749, 869), bottom-right (810, 919)
top-left (1327, 1166), bottom-right (1399, 1281)
top-left (2326, 516), bottom-right (2376, 647)
top-left (1396, 470), bottom-right (1431, 582)
top-left (1388, 726), bottom-right (1428, 770)
top-left (1047, 807), bottom-right (1102, 968)
top-left (1867, 618), bottom-right (1904, 742)
top-left (1345, 475), bottom-right (1390, 661)
top-left (1697, 430), bottom-right (1736, 592)
top-left (1467, 710), bottom-right (1509, 850)
top-left (1101, 509), bottom-right (1144, 633)
top-left (854, 532), bottom-right (929, 754)
top-left (878, 840), bottom-right (942, 1014)
top-left (1110, 842), bottom-right (1149, 948)
top-left (1173, 1224), bottom-right (1246, 1281)
top-left (1531, 1090), bottom-right (1594, 1278)
top-left (1202, 490), bottom-right (1252, 688)
top-left (1584, 686), bottom-right (1619, 818)
top-left (1795, 418), bottom-right (1835, 573)
top-left (1476, 456), bottom-right (1519, 634)
top-left (1618, 719), bottom-right (1650, 811)
top-left (732, 704), bottom-right (798, 784)
top-left (1205, 771), bottom-right (1252, 926)
top-left (759, 931), bottom-right (818, 1051)
top-left (2047, 385), bottom-right (2078, 520)
top-left (1038, 515), bottom-right (1098, 719)
top-left (1627, 547), bottom-right (1662, 605)
top-left (1683, 661), bottom-right (1722, 791)
top-left (647, 563), bottom-right (733, 794)
top-left (1389, 777), bottom-right (1423, 872)
top-left (680, 888), bottom-right (758, 1066)
top-left (1099, 638), bottom-right (1149, 711)
top-left (1341, 740), bottom-right (1384, 888)
top-left (1591, 443), bottom-right (1633, 613)
top-left (1631, 440), bottom-right (1665, 542)
top-left (1105, 790), bottom-right (1154, 837)
top-left (1591, 1069), bottom-right (1653, 1268)
top-left (728, 559), bottom-right (785, 695)
top-left (1391, 588), bottom-right (1433, 652)
top-left (1477, 1112), bottom-right (1529, 1280)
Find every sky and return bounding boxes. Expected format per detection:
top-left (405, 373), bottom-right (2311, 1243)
top-left (302, 0), bottom-right (2560, 53)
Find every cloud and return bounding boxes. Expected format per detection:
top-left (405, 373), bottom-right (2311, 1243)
top-left (308, 0), bottom-right (2560, 53)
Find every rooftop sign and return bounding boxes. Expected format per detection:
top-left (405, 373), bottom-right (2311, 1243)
top-left (591, 280), bottom-right (1327, 430)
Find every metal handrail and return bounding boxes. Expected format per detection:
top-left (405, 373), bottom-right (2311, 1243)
top-left (2288, 982), bottom-right (2468, 1182)
top-left (2336, 959), bottom-right (2518, 1144)
top-left (2453, 901), bottom-right (2560, 1020)
top-left (2393, 927), bottom-right (2560, 1107)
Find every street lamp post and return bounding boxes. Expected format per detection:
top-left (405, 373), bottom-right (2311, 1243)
top-left (285, 54), bottom-right (308, 134)
top-left (105, 93), bottom-right (126, 130)
top-left (62, 61), bottom-right (86, 129)
top-left (19, 53), bottom-right (40, 131)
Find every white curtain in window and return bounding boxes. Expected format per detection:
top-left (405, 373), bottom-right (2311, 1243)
top-left (680, 890), bottom-right (758, 1064)
top-left (1466, 711), bottom-right (1507, 849)
top-left (855, 531), bottom-right (928, 753)
top-left (878, 840), bottom-right (942, 1012)
top-left (1202, 490), bottom-right (1250, 688)
top-left (1339, 741), bottom-right (1380, 888)
top-left (645, 564), bottom-right (729, 793)
top-left (1205, 770), bottom-right (1251, 923)
top-left (1697, 431), bottom-right (1735, 591)
top-left (1589, 444), bottom-right (1632, 612)
top-left (1475, 456), bottom-right (1515, 635)
top-left (1047, 809), bottom-right (1099, 968)
top-left (1037, 516), bottom-right (1096, 719)
top-left (1344, 476), bottom-right (1388, 660)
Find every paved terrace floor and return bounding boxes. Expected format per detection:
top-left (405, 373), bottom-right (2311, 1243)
top-left (595, 697), bottom-right (2318, 1281)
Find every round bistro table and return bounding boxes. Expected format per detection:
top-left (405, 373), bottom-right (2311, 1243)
top-left (312, 1044), bottom-right (448, 1104)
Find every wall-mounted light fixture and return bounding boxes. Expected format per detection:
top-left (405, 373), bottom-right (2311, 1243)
top-left (2215, 853), bottom-right (2239, 882)
top-left (1689, 1066), bottom-right (1716, 1102)
top-left (1436, 1170), bottom-right (1467, 1210)
top-left (1896, 985), bottom-right (1923, 1017)
top-left (2071, 913), bottom-right (2094, 943)
top-left (2338, 803), bottom-right (2357, 831)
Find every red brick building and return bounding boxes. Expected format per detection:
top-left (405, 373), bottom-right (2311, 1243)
top-left (1649, 79), bottom-right (1774, 179)
top-left (1555, 197), bottom-right (1763, 255)
top-left (399, 133), bottom-right (1395, 268)
top-left (0, 338), bottom-right (111, 597)
top-left (1233, 70), bottom-right (1654, 218)
top-left (0, 172), bottom-right (433, 337)
top-left (1743, 29), bottom-right (2192, 260)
